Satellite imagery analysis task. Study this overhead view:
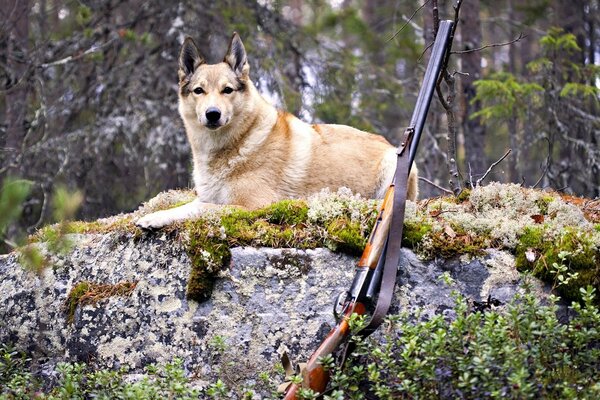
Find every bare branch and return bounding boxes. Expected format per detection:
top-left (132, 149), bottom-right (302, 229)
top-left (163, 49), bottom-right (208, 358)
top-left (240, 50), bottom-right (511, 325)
top-left (476, 149), bottom-right (512, 187)
top-left (434, 0), bottom-right (463, 195)
top-left (468, 162), bottom-right (474, 189)
top-left (39, 38), bottom-right (116, 69)
top-left (451, 32), bottom-right (525, 54)
top-left (419, 177), bottom-right (454, 194)
top-left (387, 0), bottom-right (431, 43)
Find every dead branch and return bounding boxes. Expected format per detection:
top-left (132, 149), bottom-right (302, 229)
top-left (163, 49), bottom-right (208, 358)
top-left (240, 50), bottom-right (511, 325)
top-left (476, 149), bottom-right (512, 186)
top-left (532, 138), bottom-right (551, 189)
top-left (39, 38), bottom-right (116, 69)
top-left (451, 32), bottom-right (525, 54)
top-left (387, 0), bottom-right (431, 42)
top-left (419, 177), bottom-right (454, 194)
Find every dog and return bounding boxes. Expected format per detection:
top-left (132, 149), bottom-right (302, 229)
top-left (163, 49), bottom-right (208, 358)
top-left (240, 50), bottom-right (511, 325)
top-left (136, 33), bottom-right (418, 229)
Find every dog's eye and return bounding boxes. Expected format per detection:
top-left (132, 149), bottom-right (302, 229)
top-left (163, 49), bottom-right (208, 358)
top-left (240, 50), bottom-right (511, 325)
top-left (193, 87), bottom-right (204, 95)
top-left (222, 87), bottom-right (234, 94)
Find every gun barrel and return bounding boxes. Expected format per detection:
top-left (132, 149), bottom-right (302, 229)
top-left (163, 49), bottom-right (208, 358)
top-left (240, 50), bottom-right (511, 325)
top-left (408, 20), bottom-right (454, 167)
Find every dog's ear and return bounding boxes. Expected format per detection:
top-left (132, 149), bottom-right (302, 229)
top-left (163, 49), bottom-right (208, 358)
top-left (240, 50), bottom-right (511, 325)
top-left (224, 32), bottom-right (249, 77)
top-left (179, 37), bottom-right (204, 79)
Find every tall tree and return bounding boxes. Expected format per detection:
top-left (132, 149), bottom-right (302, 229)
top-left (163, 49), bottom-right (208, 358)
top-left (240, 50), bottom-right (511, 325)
top-left (459, 0), bottom-right (486, 180)
top-left (1, 0), bottom-right (30, 174)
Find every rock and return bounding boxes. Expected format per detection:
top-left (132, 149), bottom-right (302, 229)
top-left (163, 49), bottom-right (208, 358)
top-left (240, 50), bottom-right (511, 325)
top-left (0, 231), bottom-right (549, 392)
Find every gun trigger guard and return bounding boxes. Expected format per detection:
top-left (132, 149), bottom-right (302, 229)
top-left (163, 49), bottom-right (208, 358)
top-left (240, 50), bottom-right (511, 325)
top-left (333, 291), bottom-right (347, 321)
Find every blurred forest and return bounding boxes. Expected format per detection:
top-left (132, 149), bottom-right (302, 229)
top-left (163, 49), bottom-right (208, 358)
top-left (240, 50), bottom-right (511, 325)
top-left (1, 0), bottom-right (599, 252)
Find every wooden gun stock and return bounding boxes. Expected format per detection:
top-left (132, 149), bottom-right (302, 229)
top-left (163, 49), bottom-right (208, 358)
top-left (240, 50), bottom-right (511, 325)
top-left (283, 302), bottom-right (367, 398)
top-left (282, 189), bottom-right (394, 399)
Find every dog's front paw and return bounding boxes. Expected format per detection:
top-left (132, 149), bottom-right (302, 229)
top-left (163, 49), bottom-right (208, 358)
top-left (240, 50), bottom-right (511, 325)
top-left (135, 211), bottom-right (174, 230)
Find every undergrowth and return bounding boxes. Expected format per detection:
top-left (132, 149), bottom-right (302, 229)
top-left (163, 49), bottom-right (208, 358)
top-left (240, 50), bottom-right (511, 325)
top-left (3, 284), bottom-right (599, 399)
top-left (312, 283), bottom-right (600, 400)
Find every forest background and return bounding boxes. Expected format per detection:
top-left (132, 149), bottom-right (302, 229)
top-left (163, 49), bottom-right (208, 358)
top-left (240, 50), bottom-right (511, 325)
top-left (1, 0), bottom-right (598, 252)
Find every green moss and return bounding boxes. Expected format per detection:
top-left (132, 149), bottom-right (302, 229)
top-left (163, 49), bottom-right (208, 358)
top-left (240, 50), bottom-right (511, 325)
top-left (184, 219), bottom-right (231, 302)
top-left (65, 281), bottom-right (137, 323)
top-left (65, 281), bottom-right (91, 323)
top-left (326, 218), bottom-right (366, 255)
top-left (168, 199), bottom-right (194, 209)
top-left (32, 217), bottom-right (140, 244)
top-left (455, 189), bottom-right (471, 203)
top-left (515, 226), bottom-right (599, 302)
top-left (184, 201), bottom-right (317, 299)
top-left (220, 202), bottom-right (313, 249)
top-left (183, 198), bottom-right (378, 299)
top-left (535, 195), bottom-right (555, 215)
top-left (402, 221), bottom-right (433, 248)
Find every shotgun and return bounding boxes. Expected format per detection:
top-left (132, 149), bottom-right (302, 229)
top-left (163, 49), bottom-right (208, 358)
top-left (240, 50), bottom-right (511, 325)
top-left (282, 20), bottom-right (454, 399)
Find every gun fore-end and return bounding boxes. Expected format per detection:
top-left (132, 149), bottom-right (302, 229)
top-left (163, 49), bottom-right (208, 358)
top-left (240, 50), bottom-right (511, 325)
top-left (358, 186), bottom-right (394, 269)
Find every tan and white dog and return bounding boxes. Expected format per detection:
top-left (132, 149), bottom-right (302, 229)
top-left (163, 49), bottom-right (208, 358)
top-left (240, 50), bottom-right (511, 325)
top-left (136, 33), bottom-right (418, 229)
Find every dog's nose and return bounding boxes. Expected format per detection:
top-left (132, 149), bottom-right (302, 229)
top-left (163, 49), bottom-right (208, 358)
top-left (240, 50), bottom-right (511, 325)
top-left (205, 107), bottom-right (221, 123)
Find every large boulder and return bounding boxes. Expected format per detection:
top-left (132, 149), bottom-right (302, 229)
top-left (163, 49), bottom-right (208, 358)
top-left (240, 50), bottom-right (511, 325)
top-left (3, 183), bottom-right (597, 396)
top-left (0, 232), bottom-right (542, 390)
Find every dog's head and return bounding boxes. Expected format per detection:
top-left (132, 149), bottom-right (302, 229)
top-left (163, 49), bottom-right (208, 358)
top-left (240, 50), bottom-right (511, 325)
top-left (178, 33), bottom-right (250, 131)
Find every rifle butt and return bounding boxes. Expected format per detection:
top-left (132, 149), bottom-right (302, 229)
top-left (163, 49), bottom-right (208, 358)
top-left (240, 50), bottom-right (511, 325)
top-left (283, 302), bottom-right (366, 398)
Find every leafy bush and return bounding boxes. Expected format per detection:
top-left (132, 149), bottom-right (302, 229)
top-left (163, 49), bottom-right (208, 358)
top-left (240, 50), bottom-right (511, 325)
top-left (3, 283), bottom-right (599, 399)
top-left (325, 283), bottom-right (600, 399)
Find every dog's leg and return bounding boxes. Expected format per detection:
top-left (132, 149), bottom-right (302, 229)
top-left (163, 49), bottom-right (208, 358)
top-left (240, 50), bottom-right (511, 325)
top-left (136, 198), bottom-right (219, 229)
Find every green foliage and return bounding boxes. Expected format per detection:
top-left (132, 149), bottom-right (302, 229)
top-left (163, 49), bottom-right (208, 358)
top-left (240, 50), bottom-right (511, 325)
top-left (0, 353), bottom-right (201, 399)
top-left (328, 285), bottom-right (600, 399)
top-left (0, 343), bottom-right (38, 396)
top-left (75, 5), bottom-right (92, 26)
top-left (304, 2), bottom-right (419, 132)
top-left (560, 83), bottom-right (600, 104)
top-left (0, 178), bottom-right (32, 240)
top-left (471, 72), bottom-right (543, 123)
top-left (1, 181), bottom-right (88, 273)
top-left (539, 27), bottom-right (581, 54)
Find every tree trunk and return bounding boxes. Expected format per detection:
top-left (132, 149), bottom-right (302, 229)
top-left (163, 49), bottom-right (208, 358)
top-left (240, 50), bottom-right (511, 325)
top-left (459, 0), bottom-right (487, 180)
top-left (2, 0), bottom-right (30, 174)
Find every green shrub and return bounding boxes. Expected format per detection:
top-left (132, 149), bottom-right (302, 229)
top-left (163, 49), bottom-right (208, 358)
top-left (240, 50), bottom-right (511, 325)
top-left (328, 284), bottom-right (600, 399)
top-left (3, 285), bottom-right (599, 399)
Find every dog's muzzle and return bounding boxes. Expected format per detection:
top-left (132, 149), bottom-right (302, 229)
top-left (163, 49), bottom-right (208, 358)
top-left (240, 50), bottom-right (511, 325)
top-left (205, 107), bottom-right (222, 129)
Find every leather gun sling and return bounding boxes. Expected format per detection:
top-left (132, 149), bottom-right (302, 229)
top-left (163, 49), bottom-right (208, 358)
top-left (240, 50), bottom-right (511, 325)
top-left (361, 20), bottom-right (453, 336)
top-left (361, 128), bottom-right (413, 336)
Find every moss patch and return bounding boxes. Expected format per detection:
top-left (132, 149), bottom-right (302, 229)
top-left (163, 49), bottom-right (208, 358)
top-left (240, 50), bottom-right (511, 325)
top-left (515, 226), bottom-right (599, 302)
top-left (183, 197), bottom-right (379, 299)
top-left (33, 185), bottom-right (600, 304)
top-left (401, 220), bottom-right (432, 249)
top-left (184, 218), bottom-right (231, 302)
top-left (32, 217), bottom-right (140, 244)
top-left (65, 281), bottom-right (137, 323)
